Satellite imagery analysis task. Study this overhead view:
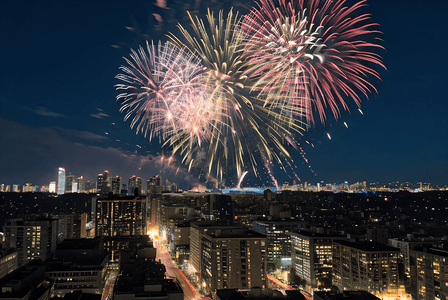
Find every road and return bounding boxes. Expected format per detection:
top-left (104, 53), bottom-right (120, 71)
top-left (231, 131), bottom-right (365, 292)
top-left (102, 266), bottom-right (119, 300)
top-left (155, 240), bottom-right (200, 300)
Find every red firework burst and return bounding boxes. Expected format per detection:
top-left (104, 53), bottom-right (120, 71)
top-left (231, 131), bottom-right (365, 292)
top-left (240, 0), bottom-right (385, 125)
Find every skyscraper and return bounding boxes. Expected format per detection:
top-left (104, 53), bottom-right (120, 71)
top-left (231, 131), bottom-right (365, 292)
top-left (97, 170), bottom-right (110, 195)
top-left (65, 175), bottom-right (75, 193)
top-left (147, 175), bottom-right (161, 196)
top-left (57, 167), bottom-right (66, 195)
top-left (128, 175), bottom-right (143, 196)
top-left (111, 176), bottom-right (121, 195)
top-left (77, 176), bottom-right (84, 192)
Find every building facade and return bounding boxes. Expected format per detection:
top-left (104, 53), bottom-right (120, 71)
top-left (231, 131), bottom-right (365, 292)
top-left (95, 196), bottom-right (147, 238)
top-left (57, 167), bottom-right (66, 195)
top-left (332, 240), bottom-right (401, 297)
top-left (3, 218), bottom-right (58, 267)
top-left (410, 246), bottom-right (448, 300)
top-left (190, 224), bottom-right (267, 295)
top-left (290, 230), bottom-right (342, 290)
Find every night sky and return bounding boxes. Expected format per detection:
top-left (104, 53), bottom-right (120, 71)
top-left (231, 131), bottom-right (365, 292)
top-left (1, 0), bottom-right (447, 190)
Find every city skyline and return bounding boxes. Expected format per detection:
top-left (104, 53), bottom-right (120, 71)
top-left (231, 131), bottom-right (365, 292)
top-left (1, 0), bottom-right (448, 189)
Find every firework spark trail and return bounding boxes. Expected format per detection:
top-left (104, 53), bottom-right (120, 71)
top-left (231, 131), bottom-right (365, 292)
top-left (169, 9), bottom-right (305, 184)
top-left (240, 0), bottom-right (385, 126)
top-left (115, 41), bottom-right (217, 148)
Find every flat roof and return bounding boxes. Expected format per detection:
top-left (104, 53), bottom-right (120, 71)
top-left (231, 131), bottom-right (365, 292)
top-left (334, 240), bottom-right (400, 252)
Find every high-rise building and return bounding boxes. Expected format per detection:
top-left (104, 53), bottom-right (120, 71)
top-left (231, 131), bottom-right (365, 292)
top-left (97, 170), bottom-right (110, 195)
top-left (49, 181), bottom-right (57, 193)
top-left (0, 184), bottom-right (4, 192)
top-left (290, 231), bottom-right (342, 291)
top-left (253, 220), bottom-right (308, 270)
top-left (12, 184), bottom-right (19, 192)
top-left (3, 218), bottom-right (58, 267)
top-left (57, 167), bottom-right (66, 195)
top-left (5, 185), bottom-right (10, 192)
top-left (111, 176), bottom-right (121, 195)
top-left (72, 181), bottom-right (78, 193)
top-left (95, 196), bottom-right (147, 238)
top-left (190, 224), bottom-right (267, 294)
top-left (85, 180), bottom-right (93, 192)
top-left (147, 175), bottom-right (161, 196)
top-left (410, 246), bottom-right (448, 300)
top-left (128, 175), bottom-right (143, 196)
top-left (65, 175), bottom-right (75, 193)
top-left (77, 176), bottom-right (84, 192)
top-left (332, 240), bottom-right (401, 297)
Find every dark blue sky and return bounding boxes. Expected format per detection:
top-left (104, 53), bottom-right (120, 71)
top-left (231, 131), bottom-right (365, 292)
top-left (1, 0), bottom-right (447, 189)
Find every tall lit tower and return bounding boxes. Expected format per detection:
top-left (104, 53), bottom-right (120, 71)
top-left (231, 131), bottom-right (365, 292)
top-left (57, 167), bottom-right (66, 195)
top-left (111, 176), bottom-right (121, 195)
top-left (128, 175), bottom-right (142, 196)
top-left (97, 170), bottom-right (110, 195)
top-left (65, 175), bottom-right (75, 193)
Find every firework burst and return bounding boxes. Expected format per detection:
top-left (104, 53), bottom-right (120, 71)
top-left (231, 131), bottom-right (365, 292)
top-left (241, 0), bottom-right (385, 125)
top-left (115, 41), bottom-right (216, 147)
top-left (169, 9), bottom-right (304, 183)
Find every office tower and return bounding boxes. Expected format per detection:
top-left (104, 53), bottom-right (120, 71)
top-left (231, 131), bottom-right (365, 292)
top-left (3, 218), bottom-right (58, 267)
top-left (77, 176), bottom-right (84, 192)
top-left (95, 196), bottom-right (147, 237)
top-left (147, 175), bottom-right (161, 196)
top-left (57, 167), bottom-right (66, 195)
top-left (410, 246), bottom-right (448, 300)
top-left (289, 231), bottom-right (342, 291)
top-left (95, 196), bottom-right (147, 260)
top-left (5, 185), bottom-right (10, 192)
top-left (49, 181), bottom-right (57, 193)
top-left (111, 176), bottom-right (121, 195)
top-left (253, 220), bottom-right (307, 270)
top-left (12, 184), bottom-right (19, 192)
top-left (190, 224), bottom-right (267, 294)
top-left (65, 175), bottom-right (75, 193)
top-left (332, 240), bottom-right (401, 297)
top-left (0, 184), bottom-right (4, 192)
top-left (97, 170), bottom-right (110, 195)
top-left (128, 175), bottom-right (143, 196)
top-left (85, 180), bottom-right (93, 192)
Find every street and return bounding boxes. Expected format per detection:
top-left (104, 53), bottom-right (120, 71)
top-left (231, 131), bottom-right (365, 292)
top-left (155, 240), bottom-right (200, 300)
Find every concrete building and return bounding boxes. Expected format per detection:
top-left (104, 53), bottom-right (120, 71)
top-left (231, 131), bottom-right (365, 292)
top-left (289, 230), bottom-right (342, 291)
top-left (45, 237), bottom-right (108, 298)
top-left (332, 240), bottom-right (401, 297)
top-left (97, 170), bottom-right (110, 195)
top-left (190, 224), bottom-right (267, 295)
top-left (0, 249), bottom-right (18, 279)
top-left (0, 260), bottom-right (53, 300)
top-left (95, 196), bottom-right (147, 238)
top-left (253, 220), bottom-right (307, 270)
top-left (409, 246), bottom-right (448, 300)
top-left (3, 218), bottom-right (58, 267)
top-left (128, 176), bottom-right (143, 196)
